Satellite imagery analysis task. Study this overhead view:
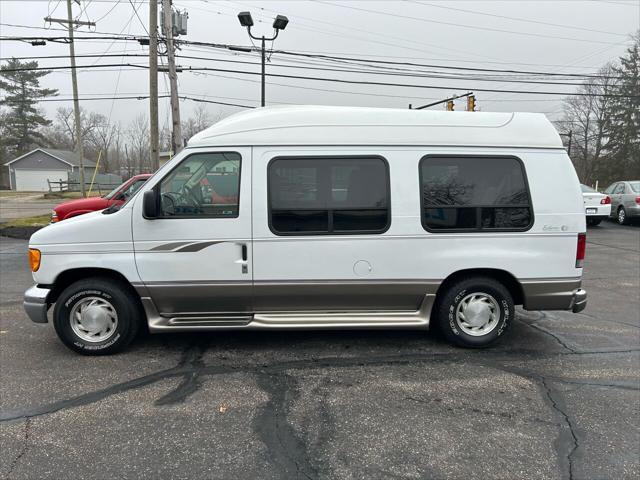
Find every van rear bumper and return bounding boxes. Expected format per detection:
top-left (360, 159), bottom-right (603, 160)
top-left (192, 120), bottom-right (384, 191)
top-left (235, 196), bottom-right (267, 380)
top-left (571, 289), bottom-right (587, 313)
top-left (24, 285), bottom-right (51, 324)
top-left (521, 278), bottom-right (586, 312)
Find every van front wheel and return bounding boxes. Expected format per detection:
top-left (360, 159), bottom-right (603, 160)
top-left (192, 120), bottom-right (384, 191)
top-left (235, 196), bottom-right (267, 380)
top-left (53, 278), bottom-right (140, 355)
top-left (436, 277), bottom-right (513, 348)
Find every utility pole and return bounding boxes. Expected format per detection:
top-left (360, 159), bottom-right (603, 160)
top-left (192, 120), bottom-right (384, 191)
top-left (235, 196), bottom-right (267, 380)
top-left (46, 1), bottom-right (95, 197)
top-left (261, 36), bottom-right (266, 107)
top-left (560, 130), bottom-right (573, 157)
top-left (162, 0), bottom-right (183, 154)
top-left (149, 0), bottom-right (159, 169)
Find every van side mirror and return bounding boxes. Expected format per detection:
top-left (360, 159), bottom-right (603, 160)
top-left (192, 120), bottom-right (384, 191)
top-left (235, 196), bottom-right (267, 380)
top-left (142, 190), bottom-right (158, 218)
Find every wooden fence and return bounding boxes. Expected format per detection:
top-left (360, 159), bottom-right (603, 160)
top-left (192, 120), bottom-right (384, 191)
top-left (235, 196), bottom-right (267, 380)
top-left (47, 179), bottom-right (122, 195)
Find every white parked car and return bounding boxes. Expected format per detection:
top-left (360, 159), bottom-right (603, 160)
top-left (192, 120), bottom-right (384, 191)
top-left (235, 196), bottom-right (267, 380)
top-left (580, 184), bottom-right (611, 226)
top-left (24, 107), bottom-right (587, 355)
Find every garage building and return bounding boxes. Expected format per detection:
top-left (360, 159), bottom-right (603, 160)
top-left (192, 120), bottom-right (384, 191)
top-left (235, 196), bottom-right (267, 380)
top-left (4, 148), bottom-right (97, 192)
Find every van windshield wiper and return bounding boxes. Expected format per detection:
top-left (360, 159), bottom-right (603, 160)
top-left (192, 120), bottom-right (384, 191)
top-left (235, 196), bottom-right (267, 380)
top-left (102, 204), bottom-right (121, 215)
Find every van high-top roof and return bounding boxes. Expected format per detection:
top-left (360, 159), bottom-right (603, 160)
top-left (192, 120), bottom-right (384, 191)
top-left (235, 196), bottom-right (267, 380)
top-left (187, 105), bottom-right (564, 149)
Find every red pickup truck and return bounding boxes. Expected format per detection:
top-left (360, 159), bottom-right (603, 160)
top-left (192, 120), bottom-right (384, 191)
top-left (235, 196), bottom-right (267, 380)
top-left (51, 174), bottom-right (152, 222)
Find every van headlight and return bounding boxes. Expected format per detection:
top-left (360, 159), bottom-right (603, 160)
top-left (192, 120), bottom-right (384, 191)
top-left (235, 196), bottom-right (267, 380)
top-left (29, 248), bottom-right (41, 272)
top-left (51, 211), bottom-right (59, 223)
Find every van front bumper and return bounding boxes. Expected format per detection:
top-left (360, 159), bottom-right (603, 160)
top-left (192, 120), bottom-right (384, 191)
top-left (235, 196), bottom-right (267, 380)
top-left (24, 285), bottom-right (51, 323)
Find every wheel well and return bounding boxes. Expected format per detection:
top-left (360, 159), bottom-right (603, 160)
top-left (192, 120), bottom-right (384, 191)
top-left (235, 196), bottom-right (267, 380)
top-left (46, 268), bottom-right (140, 305)
top-left (435, 268), bottom-right (524, 305)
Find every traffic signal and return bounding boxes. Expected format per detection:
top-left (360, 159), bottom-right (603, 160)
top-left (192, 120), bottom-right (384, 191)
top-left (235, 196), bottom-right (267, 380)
top-left (467, 95), bottom-right (476, 112)
top-left (446, 100), bottom-right (454, 111)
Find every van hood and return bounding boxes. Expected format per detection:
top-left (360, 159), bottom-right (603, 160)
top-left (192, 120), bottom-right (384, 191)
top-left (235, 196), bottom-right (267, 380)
top-left (29, 208), bottom-right (132, 247)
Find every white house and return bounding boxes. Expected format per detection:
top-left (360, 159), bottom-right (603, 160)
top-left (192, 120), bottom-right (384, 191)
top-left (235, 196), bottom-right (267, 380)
top-left (4, 148), bottom-right (97, 191)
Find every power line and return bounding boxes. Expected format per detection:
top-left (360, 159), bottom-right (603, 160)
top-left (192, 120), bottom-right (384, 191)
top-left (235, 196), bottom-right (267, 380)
top-left (1, 52), bottom-right (618, 86)
top-left (127, 0), bottom-right (149, 35)
top-left (187, 69), bottom-right (563, 103)
top-left (21, 93), bottom-right (255, 108)
top-left (183, 65), bottom-right (638, 98)
top-left (408, 0), bottom-right (627, 37)
top-left (93, 0), bottom-right (121, 23)
top-left (199, 0), bottom-right (504, 63)
top-left (314, 0), bottom-right (623, 45)
top-left (1, 20), bottom-right (613, 70)
top-left (6, 62), bottom-right (633, 98)
top-left (0, 33), bottom-right (630, 80)
top-left (269, 48), bottom-right (630, 80)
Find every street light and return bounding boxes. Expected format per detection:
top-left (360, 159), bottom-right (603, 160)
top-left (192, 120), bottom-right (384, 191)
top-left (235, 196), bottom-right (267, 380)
top-left (237, 11), bottom-right (289, 107)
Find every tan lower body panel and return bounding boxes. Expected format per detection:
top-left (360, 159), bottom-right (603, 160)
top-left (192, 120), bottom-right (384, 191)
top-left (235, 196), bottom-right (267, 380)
top-left (520, 278), bottom-right (582, 310)
top-left (141, 295), bottom-right (435, 333)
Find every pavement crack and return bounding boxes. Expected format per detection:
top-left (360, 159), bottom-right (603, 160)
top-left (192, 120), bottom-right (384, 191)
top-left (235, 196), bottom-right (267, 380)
top-left (548, 377), bottom-right (639, 391)
top-left (253, 371), bottom-right (317, 480)
top-left (516, 314), bottom-right (578, 353)
top-left (540, 377), bottom-right (579, 480)
top-left (155, 342), bottom-right (209, 406)
top-left (2, 348), bottom-right (636, 423)
top-left (2, 417), bottom-right (31, 480)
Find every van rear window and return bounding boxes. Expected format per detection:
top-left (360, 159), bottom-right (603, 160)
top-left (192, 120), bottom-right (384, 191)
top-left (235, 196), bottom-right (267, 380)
top-left (268, 156), bottom-right (390, 235)
top-left (419, 156), bottom-right (532, 232)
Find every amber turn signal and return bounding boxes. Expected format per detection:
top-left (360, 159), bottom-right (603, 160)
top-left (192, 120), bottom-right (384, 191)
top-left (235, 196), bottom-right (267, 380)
top-left (28, 248), bottom-right (41, 272)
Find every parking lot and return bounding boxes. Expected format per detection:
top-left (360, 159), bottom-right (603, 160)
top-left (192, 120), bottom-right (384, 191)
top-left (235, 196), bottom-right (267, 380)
top-left (0, 220), bottom-right (638, 479)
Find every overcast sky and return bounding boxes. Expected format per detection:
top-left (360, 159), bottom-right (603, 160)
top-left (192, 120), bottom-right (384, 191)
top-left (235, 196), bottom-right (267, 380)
top-left (1, 0), bottom-right (638, 131)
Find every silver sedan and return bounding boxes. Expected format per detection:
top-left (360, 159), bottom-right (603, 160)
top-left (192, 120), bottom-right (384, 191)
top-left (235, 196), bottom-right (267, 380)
top-left (603, 181), bottom-right (640, 225)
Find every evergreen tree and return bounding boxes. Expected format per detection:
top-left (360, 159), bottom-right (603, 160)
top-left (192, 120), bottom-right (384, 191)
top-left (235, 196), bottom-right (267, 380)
top-left (604, 33), bottom-right (640, 180)
top-left (0, 58), bottom-right (58, 155)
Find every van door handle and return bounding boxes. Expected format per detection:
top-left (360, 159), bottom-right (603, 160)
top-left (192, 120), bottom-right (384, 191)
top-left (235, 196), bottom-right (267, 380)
top-left (238, 243), bottom-right (248, 274)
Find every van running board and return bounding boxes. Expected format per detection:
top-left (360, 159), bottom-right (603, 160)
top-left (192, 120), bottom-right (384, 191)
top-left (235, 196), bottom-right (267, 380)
top-left (143, 295), bottom-right (434, 332)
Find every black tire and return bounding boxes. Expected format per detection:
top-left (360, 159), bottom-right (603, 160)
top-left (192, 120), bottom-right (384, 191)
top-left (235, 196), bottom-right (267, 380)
top-left (53, 278), bottom-right (141, 355)
top-left (617, 207), bottom-right (628, 225)
top-left (436, 277), bottom-right (514, 348)
top-left (587, 218), bottom-right (601, 226)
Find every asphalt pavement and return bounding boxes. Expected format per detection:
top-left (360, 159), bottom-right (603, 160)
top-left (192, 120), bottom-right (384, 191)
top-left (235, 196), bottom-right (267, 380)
top-left (0, 221), bottom-right (638, 479)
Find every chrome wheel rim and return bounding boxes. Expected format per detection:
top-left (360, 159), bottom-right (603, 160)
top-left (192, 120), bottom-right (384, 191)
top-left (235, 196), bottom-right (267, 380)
top-left (618, 209), bottom-right (625, 224)
top-left (70, 296), bottom-right (118, 342)
top-left (455, 292), bottom-right (500, 336)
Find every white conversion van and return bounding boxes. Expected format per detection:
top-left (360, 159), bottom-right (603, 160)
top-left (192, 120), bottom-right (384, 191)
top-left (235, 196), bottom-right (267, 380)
top-left (24, 106), bottom-right (587, 355)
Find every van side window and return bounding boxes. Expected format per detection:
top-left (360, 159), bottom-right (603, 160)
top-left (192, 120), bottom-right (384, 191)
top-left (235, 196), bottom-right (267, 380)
top-left (420, 156), bottom-right (532, 231)
top-left (268, 157), bottom-right (390, 235)
top-left (158, 152), bottom-right (241, 217)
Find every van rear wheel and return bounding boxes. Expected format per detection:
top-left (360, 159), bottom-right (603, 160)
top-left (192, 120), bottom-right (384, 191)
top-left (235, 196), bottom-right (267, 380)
top-left (436, 277), bottom-right (513, 348)
top-left (53, 278), bottom-right (140, 355)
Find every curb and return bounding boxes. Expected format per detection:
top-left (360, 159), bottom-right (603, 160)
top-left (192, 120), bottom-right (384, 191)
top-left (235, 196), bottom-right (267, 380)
top-left (0, 226), bottom-right (44, 240)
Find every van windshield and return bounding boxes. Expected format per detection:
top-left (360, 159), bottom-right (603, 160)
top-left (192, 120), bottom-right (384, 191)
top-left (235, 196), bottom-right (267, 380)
top-left (104, 180), bottom-right (128, 199)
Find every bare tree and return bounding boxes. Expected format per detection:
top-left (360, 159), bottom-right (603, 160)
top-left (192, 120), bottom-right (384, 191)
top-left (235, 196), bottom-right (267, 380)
top-left (558, 64), bottom-right (618, 185)
top-left (181, 104), bottom-right (218, 144)
top-left (87, 120), bottom-right (120, 174)
top-left (53, 107), bottom-right (105, 155)
top-left (127, 114), bottom-right (150, 174)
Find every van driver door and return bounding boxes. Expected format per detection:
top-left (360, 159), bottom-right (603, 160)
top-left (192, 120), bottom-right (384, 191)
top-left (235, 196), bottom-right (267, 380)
top-left (132, 148), bottom-right (252, 318)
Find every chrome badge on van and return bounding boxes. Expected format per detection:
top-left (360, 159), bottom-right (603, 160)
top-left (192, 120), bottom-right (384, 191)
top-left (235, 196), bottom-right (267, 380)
top-left (543, 225), bottom-right (569, 232)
